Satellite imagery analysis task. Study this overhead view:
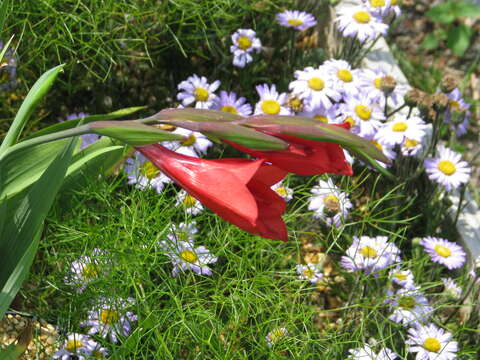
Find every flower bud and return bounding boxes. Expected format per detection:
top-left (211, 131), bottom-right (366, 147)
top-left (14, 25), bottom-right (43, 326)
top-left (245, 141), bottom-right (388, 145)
top-left (404, 88), bottom-right (424, 107)
top-left (432, 93), bottom-right (449, 112)
top-left (440, 74), bottom-right (459, 94)
top-left (380, 75), bottom-right (397, 96)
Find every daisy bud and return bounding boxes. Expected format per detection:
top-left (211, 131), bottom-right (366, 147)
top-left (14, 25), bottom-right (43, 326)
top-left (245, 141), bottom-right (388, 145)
top-left (380, 75), bottom-right (397, 96)
top-left (404, 88), bottom-right (424, 107)
top-left (440, 74), bottom-right (459, 93)
top-left (431, 93), bottom-right (449, 112)
top-left (411, 237), bottom-right (422, 247)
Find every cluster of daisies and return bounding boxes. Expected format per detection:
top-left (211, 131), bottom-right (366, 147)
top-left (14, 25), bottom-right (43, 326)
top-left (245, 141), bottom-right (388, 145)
top-left (56, 250), bottom-right (138, 359)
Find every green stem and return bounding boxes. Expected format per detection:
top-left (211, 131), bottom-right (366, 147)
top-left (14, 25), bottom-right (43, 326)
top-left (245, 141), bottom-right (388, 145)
top-left (453, 185), bottom-right (466, 227)
top-left (386, 103), bottom-right (407, 118)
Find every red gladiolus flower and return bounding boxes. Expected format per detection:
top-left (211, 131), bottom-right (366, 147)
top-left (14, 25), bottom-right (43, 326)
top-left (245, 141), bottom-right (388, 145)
top-left (137, 144), bottom-right (289, 241)
top-left (225, 123), bottom-right (353, 176)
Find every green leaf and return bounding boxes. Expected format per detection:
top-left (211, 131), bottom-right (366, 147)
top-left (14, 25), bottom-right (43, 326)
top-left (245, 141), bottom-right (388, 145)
top-left (0, 64), bottom-right (65, 153)
top-left (154, 108), bottom-right (244, 123)
top-left (0, 137), bottom-right (76, 318)
top-left (420, 33), bottom-right (440, 50)
top-left (451, 0), bottom-right (480, 18)
top-left (447, 23), bottom-right (472, 56)
top-left (0, 0), bottom-right (9, 33)
top-left (426, 2), bottom-right (456, 23)
top-left (26, 106), bottom-right (147, 139)
top-left (241, 115), bottom-right (390, 164)
top-left (89, 120), bottom-right (185, 145)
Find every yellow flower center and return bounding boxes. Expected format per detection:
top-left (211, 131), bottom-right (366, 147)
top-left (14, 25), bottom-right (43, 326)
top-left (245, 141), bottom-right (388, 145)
top-left (323, 194), bottom-right (340, 211)
top-left (394, 272), bottom-right (408, 281)
top-left (437, 160), bottom-right (456, 175)
top-left (269, 328), bottom-right (286, 343)
top-left (355, 104), bottom-right (372, 121)
top-left (303, 268), bottom-right (315, 278)
top-left (82, 263), bottom-right (99, 280)
top-left (404, 138), bottom-right (418, 148)
top-left (182, 195), bottom-right (198, 208)
top-left (392, 121), bottom-right (408, 132)
top-left (449, 100), bottom-right (460, 110)
top-left (287, 19), bottom-right (304, 27)
top-left (307, 77), bottom-right (325, 91)
top-left (275, 187), bottom-right (288, 197)
top-left (360, 246), bottom-right (378, 258)
top-left (194, 87), bottom-right (209, 102)
top-left (391, 0), bottom-right (397, 5)
top-left (337, 69), bottom-right (353, 82)
top-left (140, 161), bottom-right (160, 180)
top-left (370, 139), bottom-right (383, 151)
top-left (370, 0), bottom-right (386, 7)
top-left (374, 78), bottom-right (382, 89)
top-left (181, 134), bottom-right (197, 147)
top-left (434, 244), bottom-right (452, 258)
top-left (237, 36), bottom-right (252, 50)
top-left (220, 105), bottom-right (238, 114)
top-left (100, 309), bottom-right (120, 325)
top-left (353, 11), bottom-right (371, 24)
top-left (314, 115), bottom-right (328, 123)
top-left (261, 100), bottom-right (281, 115)
top-left (92, 350), bottom-right (106, 359)
top-left (345, 116), bottom-right (356, 128)
top-left (423, 337), bottom-right (441, 353)
top-left (398, 295), bottom-right (416, 310)
top-left (180, 249), bottom-right (198, 263)
top-left (66, 339), bottom-right (84, 353)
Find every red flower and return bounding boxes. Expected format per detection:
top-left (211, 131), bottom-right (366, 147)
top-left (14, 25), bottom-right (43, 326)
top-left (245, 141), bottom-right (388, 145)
top-left (137, 144), bottom-right (289, 241)
top-left (225, 123), bottom-right (353, 176)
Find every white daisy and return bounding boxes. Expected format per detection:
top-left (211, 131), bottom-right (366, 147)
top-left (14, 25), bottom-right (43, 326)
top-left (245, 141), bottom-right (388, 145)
top-left (124, 152), bottom-right (172, 193)
top-left (322, 59), bottom-right (362, 96)
top-left (276, 10), bottom-right (317, 31)
top-left (348, 344), bottom-right (398, 360)
top-left (420, 237), bottom-right (466, 270)
top-left (175, 190), bottom-right (204, 215)
top-left (64, 248), bottom-right (110, 293)
top-left (296, 264), bottom-right (324, 284)
top-left (365, 135), bottom-right (396, 168)
top-left (299, 103), bottom-right (340, 124)
top-left (406, 323), bottom-right (458, 360)
top-left (341, 236), bottom-right (401, 275)
top-left (271, 181), bottom-right (293, 201)
top-left (340, 94), bottom-right (385, 138)
top-left (375, 116), bottom-right (426, 147)
top-left (266, 327), bottom-right (288, 347)
top-left (335, 6), bottom-right (388, 42)
top-left (364, 0), bottom-right (401, 17)
top-left (441, 277), bottom-right (462, 299)
top-left (81, 297), bottom-right (137, 343)
top-left (289, 66), bottom-right (341, 109)
top-left (308, 179), bottom-right (353, 227)
top-left (159, 239), bottom-right (218, 276)
top-left (53, 333), bottom-right (99, 360)
top-left (424, 146), bottom-right (471, 192)
top-left (230, 29), bottom-right (262, 68)
top-left (163, 127), bottom-right (213, 157)
top-left (358, 68), bottom-right (405, 107)
top-left (401, 137), bottom-right (424, 157)
top-left (166, 221), bottom-right (198, 242)
top-left (177, 74), bottom-right (221, 109)
top-left (386, 287), bottom-right (433, 326)
top-left (389, 267), bottom-right (415, 289)
top-left (254, 84), bottom-right (291, 115)
top-left (212, 90), bottom-right (252, 117)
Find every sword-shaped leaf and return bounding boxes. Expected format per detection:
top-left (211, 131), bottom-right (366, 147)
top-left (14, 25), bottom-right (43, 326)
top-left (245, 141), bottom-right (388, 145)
top-left (153, 108), bottom-right (244, 123)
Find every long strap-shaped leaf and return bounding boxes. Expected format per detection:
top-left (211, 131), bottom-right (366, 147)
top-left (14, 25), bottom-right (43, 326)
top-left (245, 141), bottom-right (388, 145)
top-left (0, 64), bottom-right (65, 153)
top-left (0, 137), bottom-right (76, 318)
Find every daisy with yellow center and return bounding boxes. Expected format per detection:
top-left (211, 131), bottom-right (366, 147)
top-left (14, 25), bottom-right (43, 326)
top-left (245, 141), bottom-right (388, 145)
top-left (177, 74), bottom-right (220, 109)
top-left (230, 29), bottom-right (262, 68)
top-left (406, 323), bottom-right (458, 359)
top-left (308, 179), bottom-right (353, 227)
top-left (299, 102), bottom-right (339, 125)
top-left (175, 190), bottom-right (204, 215)
top-left (254, 84), bottom-right (291, 116)
top-left (387, 287), bottom-right (433, 326)
top-left (158, 238), bottom-right (218, 276)
top-left (65, 248), bottom-right (110, 293)
top-left (366, 0), bottom-right (402, 17)
top-left (296, 264), bottom-right (324, 284)
top-left (389, 267), bottom-right (415, 289)
top-left (163, 127), bottom-right (213, 158)
top-left (359, 68), bottom-right (405, 107)
top-left (276, 10), bottom-right (317, 30)
top-left (342, 94), bottom-right (385, 137)
top-left (322, 59), bottom-right (362, 95)
top-left (289, 66), bottom-right (341, 109)
top-left (166, 221), bottom-right (198, 243)
top-left (53, 333), bottom-right (100, 359)
top-left (424, 145), bottom-right (471, 192)
top-left (125, 152), bottom-right (172, 193)
top-left (420, 236), bottom-right (466, 269)
top-left (375, 116), bottom-right (426, 146)
top-left (266, 327), bottom-right (288, 347)
top-left (335, 6), bottom-right (388, 42)
top-left (341, 235), bottom-right (400, 274)
top-left (271, 181), bottom-right (293, 201)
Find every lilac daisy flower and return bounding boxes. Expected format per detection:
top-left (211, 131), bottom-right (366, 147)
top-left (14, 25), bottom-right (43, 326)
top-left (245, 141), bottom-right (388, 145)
top-left (340, 94), bottom-right (385, 138)
top-left (124, 152), bottom-right (172, 193)
top-left (266, 327), bottom-right (288, 347)
top-left (348, 344), bottom-right (398, 360)
top-left (81, 297), bottom-right (138, 343)
top-left (163, 127), bottom-right (213, 157)
top-left (335, 6), bottom-right (388, 42)
top-left (212, 90), bottom-right (252, 117)
top-left (53, 333), bottom-right (100, 360)
top-left (386, 287), bottom-right (433, 326)
top-left (254, 84), bottom-right (291, 115)
top-left (424, 146), bottom-right (471, 192)
top-left (406, 323), bottom-right (458, 360)
top-left (341, 236), bottom-right (401, 275)
top-left (177, 74), bottom-right (221, 109)
top-left (276, 10), bottom-right (317, 31)
top-left (159, 239), bottom-right (218, 276)
top-left (296, 264), bottom-right (324, 284)
top-left (389, 266), bottom-right (416, 289)
top-left (420, 237), bottom-right (466, 270)
top-left (375, 116), bottom-right (426, 147)
top-left (321, 59), bottom-right (362, 96)
top-left (166, 221), bottom-right (198, 242)
top-left (230, 29), bottom-right (262, 68)
top-left (175, 190), bottom-right (204, 216)
top-left (64, 248), bottom-right (110, 293)
top-left (299, 103), bottom-right (340, 124)
top-left (441, 277), bottom-right (462, 299)
top-left (271, 181), bottom-right (294, 201)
